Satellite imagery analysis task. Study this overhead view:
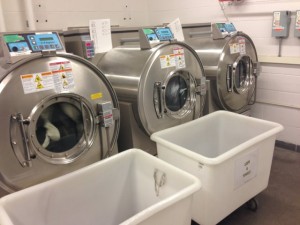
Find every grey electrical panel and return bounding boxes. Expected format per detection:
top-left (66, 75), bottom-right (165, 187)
top-left (295, 10), bottom-right (300, 37)
top-left (272, 11), bottom-right (291, 38)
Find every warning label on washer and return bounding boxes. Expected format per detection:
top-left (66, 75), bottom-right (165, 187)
top-left (229, 42), bottom-right (240, 54)
top-left (159, 47), bottom-right (186, 69)
top-left (20, 72), bottom-right (54, 94)
top-left (49, 60), bottom-right (75, 93)
top-left (160, 54), bottom-right (176, 69)
top-left (234, 149), bottom-right (259, 189)
top-left (229, 37), bottom-right (247, 55)
top-left (238, 37), bottom-right (246, 55)
top-left (174, 47), bottom-right (186, 69)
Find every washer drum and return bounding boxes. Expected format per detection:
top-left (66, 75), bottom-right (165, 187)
top-left (0, 53), bottom-right (119, 192)
top-left (186, 32), bottom-right (259, 113)
top-left (95, 42), bottom-right (206, 137)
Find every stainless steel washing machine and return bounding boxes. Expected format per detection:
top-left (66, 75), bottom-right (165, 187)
top-left (94, 27), bottom-right (206, 155)
top-left (183, 22), bottom-right (259, 115)
top-left (0, 31), bottom-right (120, 193)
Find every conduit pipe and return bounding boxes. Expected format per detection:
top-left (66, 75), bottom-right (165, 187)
top-left (0, 0), bottom-right (7, 32)
top-left (23, 0), bottom-right (36, 30)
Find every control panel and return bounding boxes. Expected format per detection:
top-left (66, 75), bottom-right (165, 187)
top-left (272, 11), bottom-right (291, 38)
top-left (139, 27), bottom-right (174, 49)
top-left (212, 22), bottom-right (237, 39)
top-left (0, 32), bottom-right (64, 63)
top-left (4, 32), bottom-right (63, 54)
top-left (81, 36), bottom-right (95, 59)
top-left (295, 10), bottom-right (300, 38)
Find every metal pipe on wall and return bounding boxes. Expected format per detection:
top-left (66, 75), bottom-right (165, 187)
top-left (0, 0), bottom-right (7, 32)
top-left (23, 0), bottom-right (36, 30)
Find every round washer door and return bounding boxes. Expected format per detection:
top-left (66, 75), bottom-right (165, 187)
top-left (217, 35), bottom-right (257, 112)
top-left (0, 53), bottom-right (119, 191)
top-left (138, 43), bottom-right (205, 135)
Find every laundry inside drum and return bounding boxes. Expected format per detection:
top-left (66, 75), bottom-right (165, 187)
top-left (36, 102), bottom-right (84, 153)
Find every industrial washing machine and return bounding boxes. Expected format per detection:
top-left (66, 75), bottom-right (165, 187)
top-left (182, 22), bottom-right (259, 115)
top-left (0, 31), bottom-right (120, 194)
top-left (94, 27), bottom-right (206, 155)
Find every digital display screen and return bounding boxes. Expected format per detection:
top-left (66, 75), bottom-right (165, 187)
top-left (154, 28), bottom-right (174, 41)
top-left (216, 23), bottom-right (236, 33)
top-left (224, 23), bottom-right (236, 32)
top-left (39, 37), bottom-right (54, 41)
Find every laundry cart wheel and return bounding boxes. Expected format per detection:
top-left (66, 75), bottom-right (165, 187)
top-left (246, 197), bottom-right (258, 212)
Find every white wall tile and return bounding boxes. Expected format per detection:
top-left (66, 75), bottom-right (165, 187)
top-left (257, 73), bottom-right (300, 94)
top-left (256, 89), bottom-right (300, 108)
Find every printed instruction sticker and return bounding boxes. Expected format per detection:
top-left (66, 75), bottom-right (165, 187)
top-left (234, 149), bottom-right (259, 189)
top-left (20, 72), bottom-right (54, 94)
top-left (174, 47), bottom-right (186, 68)
top-left (160, 54), bottom-right (176, 69)
top-left (49, 60), bottom-right (75, 93)
top-left (229, 42), bottom-right (240, 54)
top-left (238, 37), bottom-right (246, 55)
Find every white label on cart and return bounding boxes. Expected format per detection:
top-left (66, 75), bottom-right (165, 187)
top-left (234, 149), bottom-right (259, 189)
top-left (20, 72), bottom-right (54, 94)
top-left (49, 60), bottom-right (75, 93)
top-left (160, 54), bottom-right (176, 69)
top-left (173, 47), bottom-right (186, 69)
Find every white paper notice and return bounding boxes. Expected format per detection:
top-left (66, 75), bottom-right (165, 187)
top-left (89, 19), bottom-right (113, 53)
top-left (167, 18), bottom-right (185, 42)
top-left (234, 149), bottom-right (259, 189)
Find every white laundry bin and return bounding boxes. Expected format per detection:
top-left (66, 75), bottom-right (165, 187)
top-left (151, 111), bottom-right (283, 225)
top-left (0, 149), bottom-right (201, 225)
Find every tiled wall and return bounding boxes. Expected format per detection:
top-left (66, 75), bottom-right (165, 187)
top-left (1, 0), bottom-right (300, 145)
top-left (1, 0), bottom-right (150, 30)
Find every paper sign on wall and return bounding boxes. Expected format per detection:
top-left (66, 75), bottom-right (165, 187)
top-left (89, 19), bottom-right (113, 53)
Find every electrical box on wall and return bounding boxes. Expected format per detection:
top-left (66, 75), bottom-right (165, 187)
top-left (272, 11), bottom-right (291, 38)
top-left (295, 10), bottom-right (300, 38)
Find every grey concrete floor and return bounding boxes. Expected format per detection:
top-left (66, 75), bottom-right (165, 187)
top-left (192, 147), bottom-right (300, 225)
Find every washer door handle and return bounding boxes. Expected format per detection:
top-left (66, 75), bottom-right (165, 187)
top-left (226, 64), bottom-right (233, 92)
top-left (153, 82), bottom-right (164, 119)
top-left (10, 113), bottom-right (33, 167)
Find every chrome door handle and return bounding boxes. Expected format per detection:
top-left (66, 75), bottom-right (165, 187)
top-left (226, 64), bottom-right (233, 92)
top-left (153, 82), bottom-right (164, 119)
top-left (10, 113), bottom-right (32, 167)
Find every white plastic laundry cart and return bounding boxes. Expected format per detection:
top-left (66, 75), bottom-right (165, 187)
top-left (0, 149), bottom-right (201, 225)
top-left (151, 111), bottom-right (283, 225)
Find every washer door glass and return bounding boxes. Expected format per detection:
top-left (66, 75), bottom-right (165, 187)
top-left (234, 55), bottom-right (252, 93)
top-left (162, 70), bottom-right (196, 119)
top-left (36, 102), bottom-right (84, 152)
top-left (30, 95), bottom-right (95, 164)
top-left (165, 75), bottom-right (188, 112)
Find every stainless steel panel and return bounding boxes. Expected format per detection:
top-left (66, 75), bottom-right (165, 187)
top-left (95, 42), bottom-right (205, 153)
top-left (0, 53), bottom-right (119, 191)
top-left (184, 30), bottom-right (258, 113)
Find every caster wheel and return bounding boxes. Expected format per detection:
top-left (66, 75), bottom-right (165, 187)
top-left (246, 197), bottom-right (258, 212)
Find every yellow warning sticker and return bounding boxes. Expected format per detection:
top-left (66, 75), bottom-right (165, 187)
top-left (49, 60), bottom-right (75, 93)
top-left (90, 92), bottom-right (103, 100)
top-left (20, 71), bottom-right (54, 94)
top-left (160, 54), bottom-right (175, 69)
